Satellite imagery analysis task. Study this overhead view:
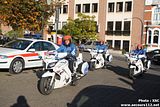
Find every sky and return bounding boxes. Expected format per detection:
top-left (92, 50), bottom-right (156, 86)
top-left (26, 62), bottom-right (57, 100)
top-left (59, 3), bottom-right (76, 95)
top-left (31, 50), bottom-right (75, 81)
top-left (145, 0), bottom-right (153, 5)
top-left (146, 0), bottom-right (160, 5)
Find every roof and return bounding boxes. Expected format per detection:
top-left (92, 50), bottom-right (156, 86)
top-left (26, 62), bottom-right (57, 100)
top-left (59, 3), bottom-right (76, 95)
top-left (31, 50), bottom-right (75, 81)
top-left (17, 38), bottom-right (51, 42)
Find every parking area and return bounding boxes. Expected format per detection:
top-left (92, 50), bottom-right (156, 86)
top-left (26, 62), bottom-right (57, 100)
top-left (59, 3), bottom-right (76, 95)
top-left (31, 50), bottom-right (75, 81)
top-left (0, 53), bottom-right (160, 107)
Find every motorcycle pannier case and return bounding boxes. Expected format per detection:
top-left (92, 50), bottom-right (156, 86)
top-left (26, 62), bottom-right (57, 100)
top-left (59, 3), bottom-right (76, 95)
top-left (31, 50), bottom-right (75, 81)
top-left (77, 61), bottom-right (89, 75)
top-left (105, 54), bottom-right (113, 62)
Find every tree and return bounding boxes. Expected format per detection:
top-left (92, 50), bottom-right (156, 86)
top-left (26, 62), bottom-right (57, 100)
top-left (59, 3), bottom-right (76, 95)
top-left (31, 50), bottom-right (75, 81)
top-left (61, 13), bottom-right (98, 41)
top-left (0, 0), bottom-right (65, 35)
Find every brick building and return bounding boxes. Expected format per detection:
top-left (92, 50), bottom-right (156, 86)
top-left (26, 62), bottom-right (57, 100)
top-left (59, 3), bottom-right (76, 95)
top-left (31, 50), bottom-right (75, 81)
top-left (48, 0), bottom-right (145, 51)
top-left (144, 0), bottom-right (160, 51)
top-left (0, 0), bottom-right (146, 52)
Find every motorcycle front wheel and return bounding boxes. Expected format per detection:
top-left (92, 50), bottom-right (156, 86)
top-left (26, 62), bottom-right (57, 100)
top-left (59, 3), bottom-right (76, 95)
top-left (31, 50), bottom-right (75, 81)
top-left (39, 77), bottom-right (55, 95)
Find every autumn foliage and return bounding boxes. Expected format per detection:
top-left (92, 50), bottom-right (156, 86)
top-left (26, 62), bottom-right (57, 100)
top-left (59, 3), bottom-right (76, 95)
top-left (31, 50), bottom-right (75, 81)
top-left (0, 0), bottom-right (54, 32)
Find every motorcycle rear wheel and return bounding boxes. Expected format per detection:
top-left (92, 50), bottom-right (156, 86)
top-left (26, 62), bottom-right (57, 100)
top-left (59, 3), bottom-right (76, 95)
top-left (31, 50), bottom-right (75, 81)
top-left (103, 61), bottom-right (109, 69)
top-left (39, 77), bottom-right (55, 95)
top-left (129, 68), bottom-right (136, 79)
top-left (89, 61), bottom-right (95, 71)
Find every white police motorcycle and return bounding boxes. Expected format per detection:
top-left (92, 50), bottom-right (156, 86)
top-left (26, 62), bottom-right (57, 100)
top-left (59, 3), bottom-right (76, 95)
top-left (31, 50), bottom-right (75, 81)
top-left (38, 51), bottom-right (89, 95)
top-left (88, 49), bottom-right (113, 70)
top-left (124, 52), bottom-right (151, 79)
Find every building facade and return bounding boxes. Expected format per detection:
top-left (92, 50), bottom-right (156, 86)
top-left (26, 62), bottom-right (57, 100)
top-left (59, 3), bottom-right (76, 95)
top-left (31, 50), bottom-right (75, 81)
top-left (48, 0), bottom-right (145, 51)
top-left (0, 0), bottom-right (145, 52)
top-left (144, 0), bottom-right (160, 51)
top-left (105, 0), bottom-right (145, 51)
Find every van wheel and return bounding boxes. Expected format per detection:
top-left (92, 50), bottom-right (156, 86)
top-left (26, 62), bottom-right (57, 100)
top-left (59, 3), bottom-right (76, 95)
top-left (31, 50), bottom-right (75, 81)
top-left (9, 58), bottom-right (24, 74)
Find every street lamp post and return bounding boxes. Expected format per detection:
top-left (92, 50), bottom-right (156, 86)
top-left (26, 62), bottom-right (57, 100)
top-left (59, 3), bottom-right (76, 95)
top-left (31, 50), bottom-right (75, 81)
top-left (124, 17), bottom-right (144, 44)
top-left (54, 5), bottom-right (60, 43)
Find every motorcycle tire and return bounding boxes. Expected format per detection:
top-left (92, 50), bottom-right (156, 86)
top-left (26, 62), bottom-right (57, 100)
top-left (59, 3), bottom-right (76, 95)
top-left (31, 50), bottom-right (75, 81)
top-left (89, 61), bottom-right (95, 71)
top-left (71, 79), bottom-right (78, 86)
top-left (39, 77), bottom-right (55, 95)
top-left (103, 61), bottom-right (109, 69)
top-left (103, 64), bottom-right (107, 69)
top-left (129, 68), bottom-right (136, 80)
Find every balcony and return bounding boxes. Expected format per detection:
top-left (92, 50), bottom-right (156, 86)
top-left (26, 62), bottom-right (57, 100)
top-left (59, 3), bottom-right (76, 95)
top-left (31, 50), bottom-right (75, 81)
top-left (105, 30), bottom-right (130, 36)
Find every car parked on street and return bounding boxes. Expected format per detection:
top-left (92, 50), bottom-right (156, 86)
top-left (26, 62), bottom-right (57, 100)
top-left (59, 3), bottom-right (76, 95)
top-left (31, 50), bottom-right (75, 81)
top-left (79, 41), bottom-right (100, 52)
top-left (0, 38), bottom-right (59, 74)
top-left (146, 49), bottom-right (160, 64)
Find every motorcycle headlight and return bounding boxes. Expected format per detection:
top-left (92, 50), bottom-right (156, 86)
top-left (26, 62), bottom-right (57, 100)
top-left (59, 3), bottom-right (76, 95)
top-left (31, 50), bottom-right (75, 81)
top-left (47, 62), bottom-right (56, 68)
top-left (0, 55), bottom-right (8, 59)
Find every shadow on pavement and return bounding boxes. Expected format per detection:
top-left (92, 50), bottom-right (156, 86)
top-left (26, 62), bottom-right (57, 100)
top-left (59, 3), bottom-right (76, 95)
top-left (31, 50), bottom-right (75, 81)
top-left (0, 69), bottom-right (8, 72)
top-left (107, 65), bottom-right (129, 79)
top-left (67, 74), bottom-right (160, 107)
top-left (10, 95), bottom-right (30, 107)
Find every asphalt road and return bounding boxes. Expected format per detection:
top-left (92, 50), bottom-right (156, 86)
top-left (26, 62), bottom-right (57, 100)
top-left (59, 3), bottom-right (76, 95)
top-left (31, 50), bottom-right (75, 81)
top-left (0, 52), bottom-right (160, 107)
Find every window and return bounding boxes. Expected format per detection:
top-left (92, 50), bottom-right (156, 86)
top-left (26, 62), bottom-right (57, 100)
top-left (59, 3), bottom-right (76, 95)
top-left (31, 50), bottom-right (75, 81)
top-left (123, 21), bottom-right (130, 36)
top-left (76, 4), bottom-right (81, 13)
top-left (83, 4), bottom-right (90, 13)
top-left (108, 3), bottom-right (114, 12)
top-left (54, 22), bottom-right (61, 30)
top-left (62, 21), bottom-right (67, 27)
top-left (153, 30), bottom-right (159, 44)
top-left (106, 21), bottom-right (114, 35)
top-left (63, 5), bottom-right (68, 14)
top-left (114, 40), bottom-right (121, 50)
top-left (153, 36), bottom-right (158, 43)
top-left (115, 21), bottom-right (122, 30)
top-left (4, 39), bottom-right (32, 50)
top-left (116, 2), bottom-right (123, 12)
top-left (29, 42), bottom-right (42, 51)
top-left (125, 1), bottom-right (132, 12)
top-left (153, 7), bottom-right (160, 22)
top-left (153, 14), bottom-right (158, 21)
top-left (93, 21), bottom-right (98, 32)
top-left (42, 42), bottom-right (55, 51)
top-left (123, 41), bottom-right (129, 52)
top-left (92, 3), bottom-right (98, 12)
top-left (148, 30), bottom-right (151, 44)
top-left (124, 21), bottom-right (130, 31)
top-left (107, 21), bottom-right (114, 31)
top-left (115, 21), bottom-right (122, 35)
